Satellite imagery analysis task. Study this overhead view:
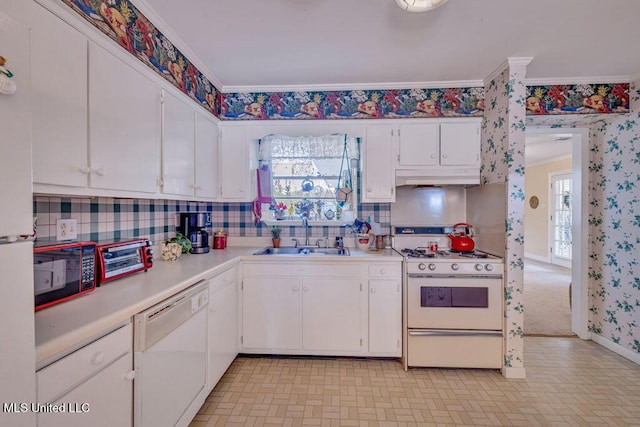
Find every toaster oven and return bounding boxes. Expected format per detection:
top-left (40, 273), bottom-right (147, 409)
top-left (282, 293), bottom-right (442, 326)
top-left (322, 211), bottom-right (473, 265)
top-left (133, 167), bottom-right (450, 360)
top-left (96, 238), bottom-right (153, 285)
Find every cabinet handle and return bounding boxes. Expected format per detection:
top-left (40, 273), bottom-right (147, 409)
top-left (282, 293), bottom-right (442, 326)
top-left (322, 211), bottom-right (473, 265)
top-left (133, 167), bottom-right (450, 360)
top-left (442, 154), bottom-right (448, 159)
top-left (303, 286), bottom-right (308, 292)
top-left (430, 154), bottom-right (436, 159)
top-left (370, 288), bottom-right (376, 294)
top-left (124, 370), bottom-right (135, 381)
top-left (380, 269), bottom-right (386, 275)
top-left (293, 286), bottom-right (299, 291)
top-left (238, 187), bottom-right (245, 193)
top-left (79, 166), bottom-right (91, 174)
top-left (93, 168), bottom-right (105, 176)
top-left (210, 305), bottom-right (216, 312)
top-left (367, 188), bottom-right (372, 193)
top-left (91, 352), bottom-right (105, 365)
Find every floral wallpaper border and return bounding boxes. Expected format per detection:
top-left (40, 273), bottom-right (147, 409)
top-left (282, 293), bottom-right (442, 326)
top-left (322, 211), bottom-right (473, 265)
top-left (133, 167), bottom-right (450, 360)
top-left (526, 83), bottom-right (629, 116)
top-left (220, 88), bottom-right (485, 120)
top-left (61, 0), bottom-right (220, 115)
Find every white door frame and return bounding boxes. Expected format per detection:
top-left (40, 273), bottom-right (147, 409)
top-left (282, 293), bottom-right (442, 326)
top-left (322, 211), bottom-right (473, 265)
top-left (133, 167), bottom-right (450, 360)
top-left (526, 127), bottom-right (590, 339)
top-left (548, 170), bottom-right (573, 268)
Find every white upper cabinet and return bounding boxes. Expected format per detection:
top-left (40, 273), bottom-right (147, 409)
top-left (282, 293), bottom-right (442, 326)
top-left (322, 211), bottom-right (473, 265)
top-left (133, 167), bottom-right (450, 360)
top-left (397, 121), bottom-right (480, 168)
top-left (362, 124), bottom-right (395, 202)
top-left (194, 112), bottom-right (219, 199)
top-left (162, 91), bottom-right (196, 196)
top-left (88, 42), bottom-right (160, 194)
top-left (218, 125), bottom-right (251, 201)
top-left (397, 123), bottom-right (439, 167)
top-left (439, 122), bottom-right (480, 166)
top-left (30, 2), bottom-right (88, 188)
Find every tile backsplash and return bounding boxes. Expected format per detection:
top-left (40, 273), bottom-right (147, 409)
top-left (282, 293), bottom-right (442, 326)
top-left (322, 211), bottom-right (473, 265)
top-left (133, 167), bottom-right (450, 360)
top-left (33, 196), bottom-right (390, 245)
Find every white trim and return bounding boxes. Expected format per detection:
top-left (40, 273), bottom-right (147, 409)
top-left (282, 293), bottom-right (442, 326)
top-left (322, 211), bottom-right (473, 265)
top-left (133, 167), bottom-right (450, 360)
top-left (501, 366), bottom-right (526, 379)
top-left (524, 252), bottom-right (549, 263)
top-left (526, 154), bottom-right (572, 168)
top-left (483, 57), bottom-right (533, 86)
top-left (549, 169), bottom-right (573, 269)
top-left (222, 80), bottom-right (484, 94)
top-left (591, 334), bottom-right (640, 366)
top-left (525, 76), bottom-right (631, 86)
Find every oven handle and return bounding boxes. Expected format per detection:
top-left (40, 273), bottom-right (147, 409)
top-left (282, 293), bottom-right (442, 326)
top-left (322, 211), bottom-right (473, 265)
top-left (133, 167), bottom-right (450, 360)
top-left (408, 330), bottom-right (502, 337)
top-left (408, 274), bottom-right (502, 279)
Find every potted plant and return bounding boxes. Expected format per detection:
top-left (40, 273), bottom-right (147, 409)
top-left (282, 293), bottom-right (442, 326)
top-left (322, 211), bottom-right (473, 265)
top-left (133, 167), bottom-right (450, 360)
top-left (270, 226), bottom-right (282, 248)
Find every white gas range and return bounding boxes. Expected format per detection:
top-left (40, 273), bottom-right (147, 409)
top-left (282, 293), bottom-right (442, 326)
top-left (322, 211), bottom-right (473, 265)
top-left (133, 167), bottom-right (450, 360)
top-left (393, 225), bottom-right (505, 371)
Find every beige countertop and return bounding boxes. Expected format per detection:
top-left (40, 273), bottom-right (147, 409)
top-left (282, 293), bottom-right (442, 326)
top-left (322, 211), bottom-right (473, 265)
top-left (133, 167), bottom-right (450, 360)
top-left (34, 246), bottom-right (402, 368)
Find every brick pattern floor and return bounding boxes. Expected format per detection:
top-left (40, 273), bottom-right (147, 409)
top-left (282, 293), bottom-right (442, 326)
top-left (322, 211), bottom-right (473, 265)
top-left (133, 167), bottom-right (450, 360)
top-left (190, 337), bottom-right (640, 426)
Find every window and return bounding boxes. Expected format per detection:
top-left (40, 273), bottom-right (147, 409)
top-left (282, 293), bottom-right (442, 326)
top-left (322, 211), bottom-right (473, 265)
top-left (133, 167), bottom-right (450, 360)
top-left (258, 134), bottom-right (360, 222)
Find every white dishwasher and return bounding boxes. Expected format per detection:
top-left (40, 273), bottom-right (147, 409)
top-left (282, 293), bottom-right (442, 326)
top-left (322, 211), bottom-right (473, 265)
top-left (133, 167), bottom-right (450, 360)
top-left (134, 280), bottom-right (209, 427)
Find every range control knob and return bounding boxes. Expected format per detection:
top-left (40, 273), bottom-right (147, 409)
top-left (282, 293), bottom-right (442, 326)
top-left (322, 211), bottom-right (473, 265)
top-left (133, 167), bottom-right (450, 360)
top-left (418, 263), bottom-right (427, 271)
top-left (485, 264), bottom-right (494, 272)
top-left (475, 263), bottom-right (484, 271)
top-left (451, 263), bottom-right (460, 271)
top-left (428, 263), bottom-right (437, 271)
top-left (146, 248), bottom-right (154, 255)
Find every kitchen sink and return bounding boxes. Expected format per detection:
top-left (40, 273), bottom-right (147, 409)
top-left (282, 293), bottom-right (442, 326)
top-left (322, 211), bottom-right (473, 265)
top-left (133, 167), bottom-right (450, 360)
top-left (253, 247), bottom-right (350, 256)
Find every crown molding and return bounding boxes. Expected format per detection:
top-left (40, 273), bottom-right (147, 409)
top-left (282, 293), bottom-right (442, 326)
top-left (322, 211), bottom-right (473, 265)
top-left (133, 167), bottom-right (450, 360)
top-left (130, 0), bottom-right (224, 90)
top-left (221, 79), bottom-right (484, 94)
top-left (525, 76), bottom-right (631, 86)
top-left (483, 57), bottom-right (533, 86)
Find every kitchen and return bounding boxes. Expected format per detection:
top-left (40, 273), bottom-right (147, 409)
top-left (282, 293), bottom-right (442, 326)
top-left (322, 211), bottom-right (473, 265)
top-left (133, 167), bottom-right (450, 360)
top-left (2, 0), bottom-right (640, 426)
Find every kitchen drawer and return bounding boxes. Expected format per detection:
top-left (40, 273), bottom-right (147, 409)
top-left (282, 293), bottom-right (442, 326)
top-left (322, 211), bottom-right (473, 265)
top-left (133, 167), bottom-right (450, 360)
top-left (37, 322), bottom-right (132, 403)
top-left (368, 263), bottom-right (402, 278)
top-left (209, 266), bottom-right (238, 292)
top-left (243, 262), bottom-right (365, 278)
top-left (407, 330), bottom-right (502, 369)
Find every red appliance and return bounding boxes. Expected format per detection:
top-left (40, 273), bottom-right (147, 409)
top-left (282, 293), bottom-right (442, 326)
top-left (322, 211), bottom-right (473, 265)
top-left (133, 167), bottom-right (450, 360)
top-left (448, 223), bottom-right (475, 252)
top-left (96, 238), bottom-right (153, 285)
top-left (213, 230), bottom-right (227, 249)
top-left (33, 241), bottom-right (96, 311)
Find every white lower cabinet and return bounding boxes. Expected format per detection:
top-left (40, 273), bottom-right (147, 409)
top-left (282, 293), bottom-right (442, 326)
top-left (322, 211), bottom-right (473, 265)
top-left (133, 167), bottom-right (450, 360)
top-left (207, 266), bottom-right (240, 390)
top-left (241, 260), bottom-right (401, 356)
top-left (242, 276), bottom-right (301, 350)
top-left (301, 278), bottom-right (364, 352)
top-left (37, 323), bottom-right (133, 427)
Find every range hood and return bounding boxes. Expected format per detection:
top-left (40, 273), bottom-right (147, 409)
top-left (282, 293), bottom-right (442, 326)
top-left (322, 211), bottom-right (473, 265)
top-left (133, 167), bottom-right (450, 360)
top-left (395, 168), bottom-right (480, 186)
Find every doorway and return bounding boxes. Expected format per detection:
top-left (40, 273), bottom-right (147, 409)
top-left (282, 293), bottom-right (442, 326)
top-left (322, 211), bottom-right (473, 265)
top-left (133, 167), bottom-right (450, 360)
top-left (549, 172), bottom-right (573, 268)
top-left (524, 128), bottom-right (589, 339)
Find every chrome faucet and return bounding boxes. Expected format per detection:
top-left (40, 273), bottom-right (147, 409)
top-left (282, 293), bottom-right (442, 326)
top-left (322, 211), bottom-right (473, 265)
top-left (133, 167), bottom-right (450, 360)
top-left (302, 217), bottom-right (310, 246)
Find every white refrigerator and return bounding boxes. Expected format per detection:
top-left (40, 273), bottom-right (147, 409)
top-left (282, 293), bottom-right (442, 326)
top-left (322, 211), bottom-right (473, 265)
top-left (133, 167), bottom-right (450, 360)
top-left (0, 5), bottom-right (37, 427)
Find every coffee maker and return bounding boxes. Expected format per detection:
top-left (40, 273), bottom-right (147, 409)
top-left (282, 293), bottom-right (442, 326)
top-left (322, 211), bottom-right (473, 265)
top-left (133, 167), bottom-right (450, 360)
top-left (177, 212), bottom-right (210, 254)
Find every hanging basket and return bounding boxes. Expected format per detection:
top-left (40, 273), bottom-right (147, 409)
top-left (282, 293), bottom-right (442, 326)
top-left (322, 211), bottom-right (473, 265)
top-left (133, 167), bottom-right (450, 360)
top-left (335, 136), bottom-right (352, 205)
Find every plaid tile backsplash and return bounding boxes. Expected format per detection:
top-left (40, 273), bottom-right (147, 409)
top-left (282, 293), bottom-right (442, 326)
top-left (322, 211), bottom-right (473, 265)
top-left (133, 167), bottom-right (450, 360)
top-left (33, 196), bottom-right (390, 244)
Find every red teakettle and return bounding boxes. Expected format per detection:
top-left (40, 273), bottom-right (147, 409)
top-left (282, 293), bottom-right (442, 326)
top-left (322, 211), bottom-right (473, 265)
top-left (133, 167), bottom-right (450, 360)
top-left (448, 223), bottom-right (475, 252)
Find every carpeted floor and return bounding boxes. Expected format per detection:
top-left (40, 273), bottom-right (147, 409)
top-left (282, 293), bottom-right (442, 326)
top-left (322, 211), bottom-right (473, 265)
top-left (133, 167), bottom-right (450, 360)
top-left (523, 258), bottom-right (575, 336)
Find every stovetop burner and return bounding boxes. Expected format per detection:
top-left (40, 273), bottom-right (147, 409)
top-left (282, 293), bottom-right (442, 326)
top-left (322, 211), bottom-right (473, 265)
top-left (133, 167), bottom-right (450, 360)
top-left (401, 248), bottom-right (435, 258)
top-left (449, 249), bottom-right (490, 259)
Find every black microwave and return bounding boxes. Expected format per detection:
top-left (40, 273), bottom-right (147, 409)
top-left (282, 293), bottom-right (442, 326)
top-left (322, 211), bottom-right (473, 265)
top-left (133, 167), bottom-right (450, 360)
top-left (33, 241), bottom-right (96, 310)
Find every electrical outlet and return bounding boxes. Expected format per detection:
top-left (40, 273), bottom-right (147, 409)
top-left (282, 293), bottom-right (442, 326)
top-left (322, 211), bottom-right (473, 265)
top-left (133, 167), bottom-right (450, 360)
top-left (56, 219), bottom-right (77, 241)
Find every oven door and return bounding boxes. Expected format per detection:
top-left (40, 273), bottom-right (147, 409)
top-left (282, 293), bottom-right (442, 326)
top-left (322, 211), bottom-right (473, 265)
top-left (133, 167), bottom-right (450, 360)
top-left (407, 274), bottom-right (502, 330)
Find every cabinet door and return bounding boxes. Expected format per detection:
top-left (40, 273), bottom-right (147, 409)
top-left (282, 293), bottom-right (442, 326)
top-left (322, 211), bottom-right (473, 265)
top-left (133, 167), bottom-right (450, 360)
top-left (88, 42), bottom-right (160, 193)
top-left (219, 126), bottom-right (251, 201)
top-left (208, 271), bottom-right (238, 390)
top-left (242, 277), bottom-right (300, 350)
top-left (362, 124), bottom-right (395, 202)
top-left (30, 3), bottom-right (88, 187)
top-left (162, 91), bottom-right (195, 196)
top-left (38, 353), bottom-right (133, 427)
top-left (195, 112), bottom-right (219, 199)
top-left (302, 278), bottom-right (363, 352)
top-left (397, 123), bottom-right (440, 167)
top-left (369, 280), bottom-right (402, 356)
top-left (439, 122), bottom-right (480, 166)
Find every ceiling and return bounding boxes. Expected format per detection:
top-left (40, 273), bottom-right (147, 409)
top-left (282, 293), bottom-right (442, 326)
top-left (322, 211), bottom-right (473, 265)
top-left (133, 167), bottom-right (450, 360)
top-left (139, 0), bottom-right (640, 90)
top-left (525, 134), bottom-right (572, 166)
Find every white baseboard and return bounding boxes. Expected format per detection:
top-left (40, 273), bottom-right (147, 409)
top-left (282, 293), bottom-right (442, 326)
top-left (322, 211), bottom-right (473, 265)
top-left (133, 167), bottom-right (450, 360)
top-left (591, 334), bottom-right (640, 365)
top-left (524, 252), bottom-right (549, 263)
top-left (501, 366), bottom-right (526, 379)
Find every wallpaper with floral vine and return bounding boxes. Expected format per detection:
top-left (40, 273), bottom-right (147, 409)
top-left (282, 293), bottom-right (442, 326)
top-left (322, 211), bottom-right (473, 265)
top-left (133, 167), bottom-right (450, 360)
top-left (61, 0), bottom-right (219, 115)
top-left (528, 80), bottom-right (640, 356)
top-left (220, 88), bottom-right (485, 120)
top-left (526, 83), bottom-right (629, 116)
top-left (482, 64), bottom-right (528, 372)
